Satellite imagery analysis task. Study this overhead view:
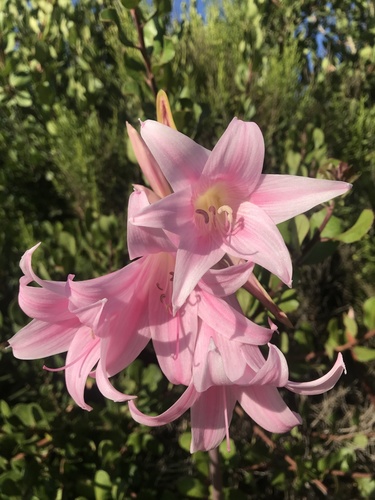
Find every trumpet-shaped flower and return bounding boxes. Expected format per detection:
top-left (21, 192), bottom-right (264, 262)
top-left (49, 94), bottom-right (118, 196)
top-left (131, 119), bottom-right (351, 311)
top-left (129, 334), bottom-right (346, 453)
top-left (8, 244), bottom-right (149, 410)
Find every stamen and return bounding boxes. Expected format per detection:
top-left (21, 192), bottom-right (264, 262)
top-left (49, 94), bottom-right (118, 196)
top-left (217, 205), bottom-right (233, 225)
top-left (169, 272), bottom-right (174, 281)
top-left (195, 209), bottom-right (209, 224)
top-left (156, 282), bottom-right (163, 290)
top-left (160, 293), bottom-right (166, 303)
top-left (173, 312), bottom-right (180, 360)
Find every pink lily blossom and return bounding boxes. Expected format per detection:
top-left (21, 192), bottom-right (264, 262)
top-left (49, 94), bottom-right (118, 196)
top-left (129, 341), bottom-right (346, 452)
top-left (131, 119), bottom-right (351, 311)
top-left (8, 243), bottom-right (148, 410)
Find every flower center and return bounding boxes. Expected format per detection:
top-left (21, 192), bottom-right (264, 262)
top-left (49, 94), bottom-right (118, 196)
top-left (194, 183), bottom-right (234, 234)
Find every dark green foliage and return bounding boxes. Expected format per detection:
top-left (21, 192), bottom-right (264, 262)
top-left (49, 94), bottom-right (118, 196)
top-left (0, 0), bottom-right (374, 498)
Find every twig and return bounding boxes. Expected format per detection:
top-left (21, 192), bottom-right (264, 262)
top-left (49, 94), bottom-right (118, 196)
top-left (130, 8), bottom-right (158, 97)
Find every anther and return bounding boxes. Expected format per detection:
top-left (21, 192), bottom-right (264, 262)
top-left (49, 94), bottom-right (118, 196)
top-left (217, 205), bottom-right (233, 224)
top-left (156, 282), bottom-right (163, 290)
top-left (195, 209), bottom-right (209, 224)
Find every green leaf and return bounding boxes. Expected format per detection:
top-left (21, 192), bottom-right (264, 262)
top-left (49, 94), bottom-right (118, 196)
top-left (363, 297), bottom-right (375, 330)
top-left (15, 90), bottom-right (33, 107)
top-left (177, 477), bottom-right (206, 498)
top-left (353, 346), bottom-right (375, 362)
top-left (178, 432), bottom-right (191, 452)
top-left (294, 214), bottom-right (309, 245)
top-left (334, 209), bottom-right (374, 243)
top-left (121, 0), bottom-right (141, 7)
top-left (286, 150), bottom-right (301, 175)
top-left (100, 8), bottom-right (134, 47)
top-left (219, 438), bottom-right (236, 460)
top-left (94, 470), bottom-right (112, 500)
top-left (313, 128), bottom-right (325, 149)
top-left (343, 313), bottom-right (358, 339)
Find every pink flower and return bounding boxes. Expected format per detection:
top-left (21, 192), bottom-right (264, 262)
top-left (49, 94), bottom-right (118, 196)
top-left (129, 341), bottom-right (346, 452)
top-left (131, 119), bottom-right (351, 311)
top-left (8, 244), bottom-right (148, 410)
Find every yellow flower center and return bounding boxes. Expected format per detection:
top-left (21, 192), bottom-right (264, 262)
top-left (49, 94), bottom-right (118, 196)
top-left (194, 183), bottom-right (234, 234)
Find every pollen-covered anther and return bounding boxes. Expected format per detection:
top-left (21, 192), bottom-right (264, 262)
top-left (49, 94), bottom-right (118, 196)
top-left (217, 205), bottom-right (233, 224)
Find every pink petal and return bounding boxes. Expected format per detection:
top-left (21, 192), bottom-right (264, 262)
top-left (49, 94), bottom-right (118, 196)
top-left (241, 344), bottom-right (289, 386)
top-left (128, 383), bottom-right (198, 426)
top-left (286, 353), bottom-right (346, 395)
top-left (223, 202), bottom-right (293, 286)
top-left (20, 244), bottom-right (68, 295)
top-left (65, 326), bottom-right (101, 411)
top-left (140, 120), bottom-right (210, 191)
top-left (19, 276), bottom-right (73, 322)
top-left (198, 292), bottom-right (274, 345)
top-left (172, 236), bottom-right (225, 313)
top-left (95, 359), bottom-right (137, 402)
top-left (238, 385), bottom-right (302, 433)
top-left (251, 174), bottom-right (352, 224)
top-left (193, 327), bottom-right (231, 392)
top-left (127, 189), bottom-right (176, 260)
top-left (8, 318), bottom-right (78, 359)
top-left (131, 187), bottom-right (194, 234)
top-left (202, 119), bottom-right (264, 196)
top-left (199, 260), bottom-right (254, 297)
top-left (152, 306), bottom-right (197, 386)
top-left (190, 386), bottom-right (237, 452)
top-left (127, 122), bottom-right (172, 198)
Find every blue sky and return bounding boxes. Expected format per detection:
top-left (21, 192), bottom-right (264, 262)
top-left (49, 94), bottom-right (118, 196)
top-left (171, 0), bottom-right (206, 19)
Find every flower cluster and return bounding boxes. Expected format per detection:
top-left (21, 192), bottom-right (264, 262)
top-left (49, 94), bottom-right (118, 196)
top-left (8, 93), bottom-right (351, 452)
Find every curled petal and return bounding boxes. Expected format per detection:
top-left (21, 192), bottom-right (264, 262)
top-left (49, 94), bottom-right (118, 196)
top-left (286, 354), bottom-right (346, 395)
top-left (128, 383), bottom-right (198, 426)
top-left (95, 359), bottom-right (136, 402)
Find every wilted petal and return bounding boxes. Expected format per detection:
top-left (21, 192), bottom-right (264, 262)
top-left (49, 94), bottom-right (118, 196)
top-left (286, 354), bottom-right (346, 395)
top-left (238, 385), bottom-right (302, 433)
top-left (141, 120), bottom-right (209, 190)
top-left (251, 174), bottom-right (352, 224)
